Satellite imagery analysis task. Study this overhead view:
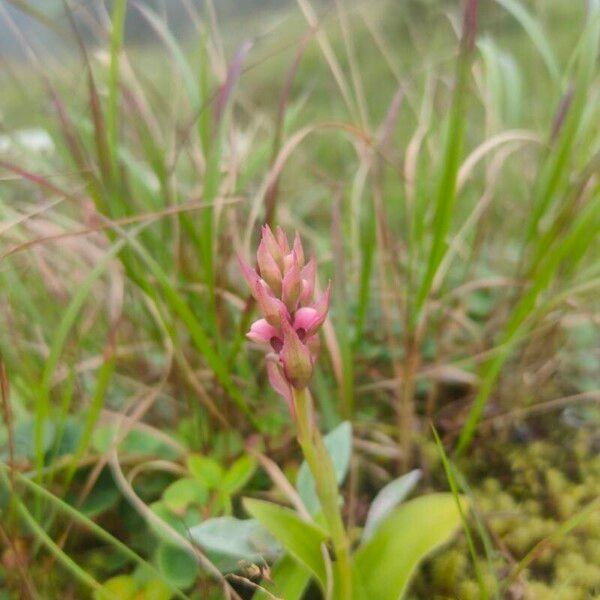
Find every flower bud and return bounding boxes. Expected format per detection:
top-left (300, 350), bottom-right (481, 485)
top-left (280, 317), bottom-right (314, 389)
top-left (238, 255), bottom-right (260, 291)
top-left (292, 232), bottom-right (305, 268)
top-left (275, 226), bottom-right (290, 254)
top-left (282, 255), bottom-right (302, 311)
top-left (255, 281), bottom-right (289, 327)
top-left (261, 225), bottom-right (284, 269)
top-left (257, 237), bottom-right (282, 295)
top-left (300, 257), bottom-right (316, 304)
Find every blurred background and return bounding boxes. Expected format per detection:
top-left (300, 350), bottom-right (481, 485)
top-left (1, 1), bottom-right (599, 599)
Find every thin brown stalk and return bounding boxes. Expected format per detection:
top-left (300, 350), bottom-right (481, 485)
top-left (0, 522), bottom-right (37, 599)
top-left (1, 197), bottom-right (243, 261)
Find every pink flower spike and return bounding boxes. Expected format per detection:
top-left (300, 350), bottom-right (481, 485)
top-left (300, 256), bottom-right (316, 304)
top-left (255, 281), bottom-right (289, 327)
top-left (257, 237), bottom-right (282, 295)
top-left (282, 259), bottom-right (302, 312)
top-left (247, 319), bottom-right (279, 344)
top-left (266, 360), bottom-right (295, 418)
top-left (280, 316), bottom-right (314, 389)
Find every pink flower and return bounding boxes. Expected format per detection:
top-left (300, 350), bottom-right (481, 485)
top-left (239, 225), bottom-right (330, 413)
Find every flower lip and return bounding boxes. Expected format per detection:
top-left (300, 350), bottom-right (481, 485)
top-left (247, 318), bottom-right (279, 344)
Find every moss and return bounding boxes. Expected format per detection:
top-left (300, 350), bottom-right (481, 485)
top-left (457, 580), bottom-right (480, 600)
top-left (414, 424), bottom-right (600, 598)
top-left (430, 550), bottom-right (468, 592)
top-left (555, 552), bottom-right (600, 589)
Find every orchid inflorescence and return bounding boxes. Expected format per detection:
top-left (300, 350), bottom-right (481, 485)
top-left (238, 225), bottom-right (330, 414)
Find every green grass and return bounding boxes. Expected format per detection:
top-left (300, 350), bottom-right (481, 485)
top-left (1, 0), bottom-right (599, 598)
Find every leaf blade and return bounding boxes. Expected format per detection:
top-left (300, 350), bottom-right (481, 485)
top-left (355, 493), bottom-right (467, 600)
top-left (243, 498), bottom-right (328, 588)
top-left (362, 469), bottom-right (422, 542)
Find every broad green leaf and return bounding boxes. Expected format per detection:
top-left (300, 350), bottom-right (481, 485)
top-left (0, 417), bottom-right (55, 460)
top-left (148, 502), bottom-right (201, 546)
top-left (163, 478), bottom-right (208, 513)
top-left (188, 517), bottom-right (280, 573)
top-left (222, 455), bottom-right (257, 494)
top-left (156, 543), bottom-right (197, 589)
top-left (362, 470), bottom-right (422, 542)
top-left (187, 455), bottom-right (224, 489)
top-left (354, 493), bottom-right (467, 600)
top-left (296, 421), bottom-right (352, 514)
top-left (253, 555), bottom-right (311, 600)
top-left (243, 498), bottom-right (328, 589)
top-left (80, 484), bottom-right (120, 519)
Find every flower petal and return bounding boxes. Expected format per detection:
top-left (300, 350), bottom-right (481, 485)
top-left (261, 224), bottom-right (284, 269)
top-left (257, 236), bottom-right (282, 295)
top-left (255, 281), bottom-right (289, 327)
top-left (294, 283), bottom-right (331, 336)
top-left (237, 254), bottom-right (260, 293)
top-left (299, 256), bottom-right (316, 304)
top-left (275, 226), bottom-right (290, 254)
top-left (282, 257), bottom-right (302, 311)
top-left (293, 307), bottom-right (319, 333)
top-left (292, 232), bottom-right (305, 267)
top-left (306, 283), bottom-right (331, 336)
top-left (247, 319), bottom-right (279, 344)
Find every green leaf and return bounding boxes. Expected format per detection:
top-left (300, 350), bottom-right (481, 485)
top-left (252, 555), bottom-right (310, 600)
top-left (163, 478), bottom-right (208, 513)
top-left (156, 543), bottom-right (197, 590)
top-left (140, 578), bottom-right (173, 600)
top-left (222, 455), bottom-right (256, 494)
top-left (148, 502), bottom-right (202, 545)
top-left (296, 421), bottom-right (352, 514)
top-left (1, 417), bottom-right (55, 460)
top-left (94, 575), bottom-right (137, 600)
top-left (91, 425), bottom-right (180, 460)
top-left (243, 498), bottom-right (328, 589)
top-left (362, 470), bottom-right (422, 542)
top-left (187, 455), bottom-right (224, 489)
top-left (188, 516), bottom-right (280, 573)
top-left (80, 484), bottom-right (120, 519)
top-left (494, 0), bottom-right (560, 83)
top-left (354, 493), bottom-right (467, 600)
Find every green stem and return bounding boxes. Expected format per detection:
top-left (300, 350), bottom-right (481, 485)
top-left (293, 387), bottom-right (353, 599)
